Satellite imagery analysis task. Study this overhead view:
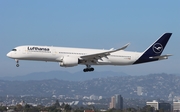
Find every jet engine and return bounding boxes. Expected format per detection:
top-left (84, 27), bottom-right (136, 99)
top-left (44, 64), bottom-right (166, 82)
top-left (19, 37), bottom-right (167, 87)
top-left (59, 57), bottom-right (78, 67)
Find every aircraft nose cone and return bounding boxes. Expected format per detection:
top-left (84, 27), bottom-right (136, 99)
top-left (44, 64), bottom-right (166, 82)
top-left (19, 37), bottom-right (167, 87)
top-left (7, 52), bottom-right (11, 57)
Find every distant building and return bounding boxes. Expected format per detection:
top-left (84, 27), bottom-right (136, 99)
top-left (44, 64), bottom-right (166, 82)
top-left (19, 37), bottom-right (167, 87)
top-left (115, 94), bottom-right (123, 110)
top-left (168, 92), bottom-right (174, 101)
top-left (59, 101), bottom-right (84, 106)
top-left (89, 95), bottom-right (99, 100)
top-left (58, 95), bottom-right (65, 99)
top-left (109, 94), bottom-right (123, 110)
top-left (109, 96), bottom-right (115, 109)
top-left (84, 110), bottom-right (95, 112)
top-left (99, 96), bottom-right (103, 100)
top-left (173, 102), bottom-right (180, 112)
top-left (11, 100), bottom-right (15, 106)
top-left (173, 96), bottom-right (180, 102)
top-left (137, 86), bottom-right (143, 96)
top-left (147, 100), bottom-right (159, 110)
top-left (146, 100), bottom-right (171, 111)
top-left (19, 100), bottom-right (26, 107)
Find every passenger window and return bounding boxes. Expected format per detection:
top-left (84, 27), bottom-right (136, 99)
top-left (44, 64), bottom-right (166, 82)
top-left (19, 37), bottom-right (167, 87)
top-left (12, 49), bottom-right (17, 51)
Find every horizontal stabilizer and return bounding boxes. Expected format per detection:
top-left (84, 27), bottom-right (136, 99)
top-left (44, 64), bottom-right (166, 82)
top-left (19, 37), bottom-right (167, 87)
top-left (149, 54), bottom-right (172, 60)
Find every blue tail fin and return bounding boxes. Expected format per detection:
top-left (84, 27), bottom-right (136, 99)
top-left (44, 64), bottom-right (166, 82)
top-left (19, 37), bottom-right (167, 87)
top-left (134, 33), bottom-right (172, 64)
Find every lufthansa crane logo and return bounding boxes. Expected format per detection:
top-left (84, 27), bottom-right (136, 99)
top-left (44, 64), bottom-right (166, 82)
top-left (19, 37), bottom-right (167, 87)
top-left (153, 43), bottom-right (163, 54)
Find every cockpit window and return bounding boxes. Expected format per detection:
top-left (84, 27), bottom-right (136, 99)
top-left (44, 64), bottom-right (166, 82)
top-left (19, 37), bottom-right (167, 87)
top-left (12, 49), bottom-right (17, 51)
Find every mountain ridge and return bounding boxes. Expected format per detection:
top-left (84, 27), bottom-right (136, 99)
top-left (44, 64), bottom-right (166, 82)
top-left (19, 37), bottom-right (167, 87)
top-left (0, 73), bottom-right (179, 99)
top-left (0, 70), bottom-right (128, 81)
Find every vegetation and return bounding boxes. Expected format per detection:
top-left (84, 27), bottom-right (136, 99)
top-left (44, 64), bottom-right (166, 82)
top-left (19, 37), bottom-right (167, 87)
top-left (0, 103), bottom-right (170, 112)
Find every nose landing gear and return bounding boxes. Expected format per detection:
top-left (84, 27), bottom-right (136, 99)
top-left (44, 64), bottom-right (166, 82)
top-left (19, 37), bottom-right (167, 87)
top-left (16, 64), bottom-right (19, 67)
top-left (15, 59), bottom-right (19, 67)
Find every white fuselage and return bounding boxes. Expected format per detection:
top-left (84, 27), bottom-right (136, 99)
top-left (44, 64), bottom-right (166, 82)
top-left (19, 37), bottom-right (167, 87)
top-left (6, 33), bottom-right (172, 72)
top-left (7, 45), bottom-right (142, 66)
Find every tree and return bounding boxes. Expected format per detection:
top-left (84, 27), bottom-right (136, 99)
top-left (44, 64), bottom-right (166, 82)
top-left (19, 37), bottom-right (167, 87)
top-left (0, 106), bottom-right (7, 111)
top-left (74, 107), bottom-right (84, 112)
top-left (25, 104), bottom-right (31, 109)
top-left (141, 105), bottom-right (155, 112)
top-left (54, 99), bottom-right (60, 108)
top-left (14, 104), bottom-right (23, 111)
top-left (47, 105), bottom-right (61, 112)
top-left (61, 102), bottom-right (65, 108)
top-left (126, 107), bottom-right (137, 112)
top-left (64, 104), bottom-right (72, 112)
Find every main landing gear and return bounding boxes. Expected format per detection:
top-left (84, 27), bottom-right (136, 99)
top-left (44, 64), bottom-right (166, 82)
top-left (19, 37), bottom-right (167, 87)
top-left (15, 59), bottom-right (19, 67)
top-left (83, 65), bottom-right (94, 72)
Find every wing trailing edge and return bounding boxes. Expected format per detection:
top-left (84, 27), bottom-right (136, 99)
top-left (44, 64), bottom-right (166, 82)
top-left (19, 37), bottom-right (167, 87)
top-left (80, 43), bottom-right (130, 60)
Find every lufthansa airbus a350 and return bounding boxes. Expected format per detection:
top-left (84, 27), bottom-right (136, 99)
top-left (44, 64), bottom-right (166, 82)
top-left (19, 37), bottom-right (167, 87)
top-left (7, 33), bottom-right (172, 72)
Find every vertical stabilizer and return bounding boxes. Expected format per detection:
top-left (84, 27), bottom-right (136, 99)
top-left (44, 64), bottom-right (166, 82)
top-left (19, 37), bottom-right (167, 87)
top-left (134, 33), bottom-right (172, 64)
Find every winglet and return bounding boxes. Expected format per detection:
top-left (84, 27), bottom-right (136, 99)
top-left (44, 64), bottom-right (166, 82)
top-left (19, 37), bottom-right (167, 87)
top-left (114, 43), bottom-right (130, 52)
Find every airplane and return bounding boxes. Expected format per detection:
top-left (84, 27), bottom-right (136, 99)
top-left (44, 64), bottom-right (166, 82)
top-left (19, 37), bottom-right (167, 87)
top-left (7, 33), bottom-right (172, 72)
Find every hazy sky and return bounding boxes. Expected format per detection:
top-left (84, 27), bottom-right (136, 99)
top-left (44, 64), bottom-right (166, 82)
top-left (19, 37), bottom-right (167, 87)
top-left (0, 1), bottom-right (179, 76)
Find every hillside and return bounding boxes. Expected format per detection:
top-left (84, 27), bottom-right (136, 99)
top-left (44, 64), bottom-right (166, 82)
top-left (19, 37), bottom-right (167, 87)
top-left (0, 73), bottom-right (179, 100)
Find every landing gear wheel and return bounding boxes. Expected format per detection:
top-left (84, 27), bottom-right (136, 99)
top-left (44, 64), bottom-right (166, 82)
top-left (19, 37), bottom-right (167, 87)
top-left (90, 68), bottom-right (94, 71)
top-left (16, 64), bottom-right (19, 67)
top-left (83, 67), bottom-right (94, 72)
top-left (83, 65), bottom-right (94, 72)
top-left (83, 69), bottom-right (87, 72)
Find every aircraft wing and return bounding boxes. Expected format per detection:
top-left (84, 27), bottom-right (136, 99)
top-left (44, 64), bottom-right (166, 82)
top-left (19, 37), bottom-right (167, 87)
top-left (80, 43), bottom-right (130, 60)
top-left (149, 54), bottom-right (172, 60)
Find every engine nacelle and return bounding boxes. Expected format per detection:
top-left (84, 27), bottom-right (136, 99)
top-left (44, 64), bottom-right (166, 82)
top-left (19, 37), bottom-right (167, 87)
top-left (59, 57), bottom-right (78, 67)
